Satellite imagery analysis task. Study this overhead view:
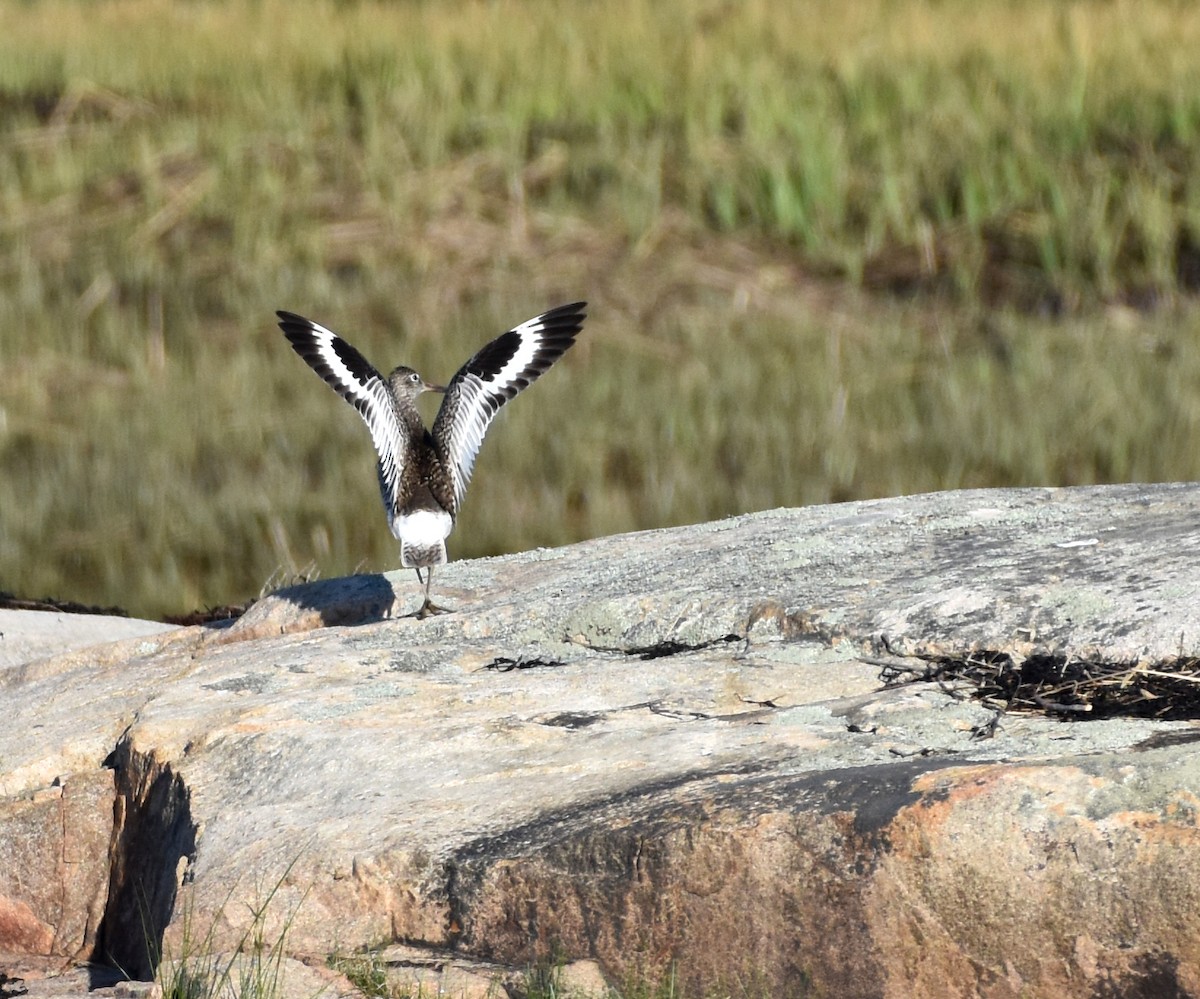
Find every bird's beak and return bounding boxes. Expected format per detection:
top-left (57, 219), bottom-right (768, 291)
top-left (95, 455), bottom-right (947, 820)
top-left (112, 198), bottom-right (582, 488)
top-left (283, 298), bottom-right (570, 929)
top-left (425, 382), bottom-right (447, 394)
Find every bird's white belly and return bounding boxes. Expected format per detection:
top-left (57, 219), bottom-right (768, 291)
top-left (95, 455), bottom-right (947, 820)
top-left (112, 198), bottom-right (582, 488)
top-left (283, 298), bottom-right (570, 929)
top-left (392, 508), bottom-right (453, 546)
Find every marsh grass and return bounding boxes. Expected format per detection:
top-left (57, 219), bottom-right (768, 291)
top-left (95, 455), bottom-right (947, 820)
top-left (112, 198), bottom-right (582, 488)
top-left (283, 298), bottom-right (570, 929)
top-left (3, 0), bottom-right (1200, 616)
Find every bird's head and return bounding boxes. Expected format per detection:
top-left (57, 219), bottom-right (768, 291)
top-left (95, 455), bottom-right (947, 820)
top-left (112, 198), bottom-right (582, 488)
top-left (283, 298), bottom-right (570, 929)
top-left (387, 366), bottom-right (446, 401)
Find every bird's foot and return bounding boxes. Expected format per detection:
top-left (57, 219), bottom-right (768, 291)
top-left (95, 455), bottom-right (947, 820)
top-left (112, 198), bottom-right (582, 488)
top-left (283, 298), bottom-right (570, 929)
top-left (411, 599), bottom-right (453, 620)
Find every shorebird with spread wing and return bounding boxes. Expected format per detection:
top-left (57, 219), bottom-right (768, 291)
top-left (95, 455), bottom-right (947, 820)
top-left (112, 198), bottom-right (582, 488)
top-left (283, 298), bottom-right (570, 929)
top-left (278, 302), bottom-right (587, 618)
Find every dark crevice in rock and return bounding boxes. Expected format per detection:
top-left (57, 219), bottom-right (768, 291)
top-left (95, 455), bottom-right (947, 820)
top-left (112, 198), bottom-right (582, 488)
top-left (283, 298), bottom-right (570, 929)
top-left (628, 634), bottom-right (742, 660)
top-left (91, 736), bottom-right (197, 980)
top-left (878, 649), bottom-right (1200, 721)
top-left (443, 860), bottom-right (466, 950)
top-left (481, 657), bottom-right (567, 672)
top-left (536, 711), bottom-right (605, 729)
top-left (0, 973), bottom-right (28, 998)
top-left (581, 634), bottom-right (743, 661)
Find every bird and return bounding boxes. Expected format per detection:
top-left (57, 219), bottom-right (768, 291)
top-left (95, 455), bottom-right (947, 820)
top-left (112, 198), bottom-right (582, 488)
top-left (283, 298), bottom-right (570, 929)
top-left (277, 302), bottom-right (587, 618)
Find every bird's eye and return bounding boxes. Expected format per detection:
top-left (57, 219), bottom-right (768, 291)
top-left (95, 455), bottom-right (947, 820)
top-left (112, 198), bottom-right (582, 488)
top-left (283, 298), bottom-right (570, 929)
top-left (409, 373), bottom-right (420, 384)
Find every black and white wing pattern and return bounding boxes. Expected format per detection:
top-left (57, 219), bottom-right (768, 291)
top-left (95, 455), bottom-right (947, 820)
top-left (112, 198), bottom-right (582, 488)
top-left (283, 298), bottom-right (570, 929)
top-left (276, 310), bottom-right (410, 507)
top-left (431, 302), bottom-right (586, 513)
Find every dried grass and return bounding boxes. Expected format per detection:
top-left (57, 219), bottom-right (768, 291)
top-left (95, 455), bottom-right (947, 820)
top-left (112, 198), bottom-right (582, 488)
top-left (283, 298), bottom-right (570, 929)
top-left (879, 652), bottom-right (1200, 721)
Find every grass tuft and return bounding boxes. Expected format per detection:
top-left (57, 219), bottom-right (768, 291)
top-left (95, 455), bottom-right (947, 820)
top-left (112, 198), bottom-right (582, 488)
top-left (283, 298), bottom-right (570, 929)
top-left (328, 952), bottom-right (401, 999)
top-left (157, 864), bottom-right (305, 999)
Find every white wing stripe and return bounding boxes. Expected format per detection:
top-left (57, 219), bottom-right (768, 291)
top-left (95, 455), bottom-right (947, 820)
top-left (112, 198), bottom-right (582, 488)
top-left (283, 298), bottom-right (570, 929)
top-left (432, 303), bottom-right (586, 512)
top-left (282, 303), bottom-right (585, 526)
top-left (477, 320), bottom-right (548, 394)
top-left (278, 311), bottom-right (410, 513)
top-left (309, 322), bottom-right (372, 396)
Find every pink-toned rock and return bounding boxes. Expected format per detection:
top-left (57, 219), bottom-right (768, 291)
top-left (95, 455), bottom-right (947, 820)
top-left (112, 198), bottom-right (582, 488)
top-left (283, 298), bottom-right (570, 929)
top-left (0, 772), bottom-right (115, 969)
top-left (452, 754), bottom-right (1200, 997)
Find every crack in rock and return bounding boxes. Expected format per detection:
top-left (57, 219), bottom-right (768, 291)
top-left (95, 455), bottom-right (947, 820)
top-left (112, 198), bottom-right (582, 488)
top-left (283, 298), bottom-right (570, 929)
top-left (578, 634), bottom-right (743, 660)
top-left (93, 736), bottom-right (196, 979)
top-left (480, 656), bottom-right (567, 672)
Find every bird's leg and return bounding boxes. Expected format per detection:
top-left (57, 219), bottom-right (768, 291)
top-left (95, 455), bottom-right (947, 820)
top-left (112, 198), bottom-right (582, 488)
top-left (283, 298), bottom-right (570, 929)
top-left (411, 565), bottom-right (452, 619)
top-left (420, 566), bottom-right (433, 615)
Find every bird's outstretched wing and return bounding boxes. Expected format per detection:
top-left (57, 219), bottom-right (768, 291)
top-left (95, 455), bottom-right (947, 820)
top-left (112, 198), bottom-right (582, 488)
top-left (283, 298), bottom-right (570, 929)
top-left (276, 310), bottom-right (409, 512)
top-left (431, 302), bottom-right (587, 513)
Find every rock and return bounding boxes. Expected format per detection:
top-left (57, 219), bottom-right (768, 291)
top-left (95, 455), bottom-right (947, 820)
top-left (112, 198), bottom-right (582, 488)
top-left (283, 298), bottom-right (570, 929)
top-left (556, 959), bottom-right (611, 995)
top-left (0, 610), bottom-right (177, 672)
top-left (0, 771), bottom-right (115, 970)
top-left (3, 484), bottom-right (1200, 998)
top-left (10, 956), bottom-right (341, 999)
top-left (157, 955), bottom-right (347, 999)
top-left (332, 944), bottom-right (521, 999)
top-left (0, 965), bottom-right (127, 999)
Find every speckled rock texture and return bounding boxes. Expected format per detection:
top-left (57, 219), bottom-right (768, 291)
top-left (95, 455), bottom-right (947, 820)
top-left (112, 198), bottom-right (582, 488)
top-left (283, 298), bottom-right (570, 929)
top-left (4, 484), bottom-right (1200, 999)
top-left (0, 609), bottom-right (175, 670)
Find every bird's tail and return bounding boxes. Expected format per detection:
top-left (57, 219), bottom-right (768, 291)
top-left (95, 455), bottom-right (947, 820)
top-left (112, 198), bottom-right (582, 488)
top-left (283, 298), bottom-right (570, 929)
top-left (401, 539), bottom-right (448, 568)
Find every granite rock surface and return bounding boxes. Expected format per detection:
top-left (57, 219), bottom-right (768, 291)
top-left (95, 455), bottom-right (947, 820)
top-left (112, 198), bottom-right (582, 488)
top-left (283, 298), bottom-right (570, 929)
top-left (4, 484), bottom-right (1200, 998)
